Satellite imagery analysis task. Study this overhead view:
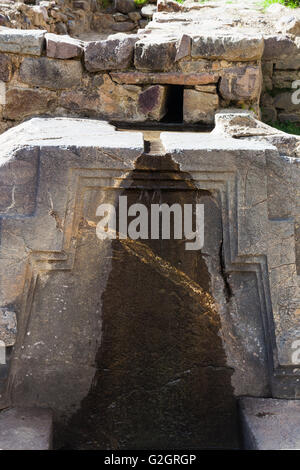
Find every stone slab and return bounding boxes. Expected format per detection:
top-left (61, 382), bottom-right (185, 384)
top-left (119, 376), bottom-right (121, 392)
top-left (0, 117), bottom-right (144, 154)
top-left (160, 131), bottom-right (276, 153)
top-left (0, 408), bottom-right (53, 450)
top-left (0, 28), bottom-right (46, 56)
top-left (240, 397), bottom-right (300, 450)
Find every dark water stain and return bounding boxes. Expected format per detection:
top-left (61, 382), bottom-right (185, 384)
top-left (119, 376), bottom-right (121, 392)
top-left (61, 157), bottom-right (238, 450)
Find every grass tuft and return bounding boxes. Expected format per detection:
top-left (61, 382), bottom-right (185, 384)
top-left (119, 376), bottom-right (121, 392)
top-left (134, 0), bottom-right (149, 6)
top-left (268, 121), bottom-right (300, 135)
top-left (261, 0), bottom-right (300, 10)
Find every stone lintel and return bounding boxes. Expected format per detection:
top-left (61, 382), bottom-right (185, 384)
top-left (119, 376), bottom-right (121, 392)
top-left (110, 71), bottom-right (219, 85)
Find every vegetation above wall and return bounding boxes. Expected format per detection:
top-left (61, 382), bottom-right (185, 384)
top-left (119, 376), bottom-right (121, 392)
top-left (261, 0), bottom-right (300, 9)
top-left (269, 121), bottom-right (300, 134)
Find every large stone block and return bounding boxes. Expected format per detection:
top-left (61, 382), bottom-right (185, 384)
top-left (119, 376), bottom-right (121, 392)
top-left (138, 84), bottom-right (167, 120)
top-left (0, 28), bottom-right (46, 56)
top-left (213, 109), bottom-right (300, 156)
top-left (3, 87), bottom-right (56, 120)
top-left (19, 57), bottom-right (82, 90)
top-left (84, 34), bottom-right (138, 72)
top-left (134, 37), bottom-right (177, 72)
top-left (263, 35), bottom-right (298, 60)
top-left (219, 65), bottom-right (261, 101)
top-left (0, 408), bottom-right (53, 450)
top-left (192, 34), bottom-right (264, 61)
top-left (183, 89), bottom-right (219, 123)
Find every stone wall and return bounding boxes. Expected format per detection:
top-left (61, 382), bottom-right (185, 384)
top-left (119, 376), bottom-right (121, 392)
top-left (0, 22), bottom-right (263, 133)
top-left (261, 36), bottom-right (300, 123)
top-left (1, 0), bottom-right (300, 131)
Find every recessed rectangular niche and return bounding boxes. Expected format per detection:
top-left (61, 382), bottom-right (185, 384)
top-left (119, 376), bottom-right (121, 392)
top-left (162, 85), bottom-right (184, 123)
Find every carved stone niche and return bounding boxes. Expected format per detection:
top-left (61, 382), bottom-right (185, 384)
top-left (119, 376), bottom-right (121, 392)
top-left (0, 117), bottom-right (299, 450)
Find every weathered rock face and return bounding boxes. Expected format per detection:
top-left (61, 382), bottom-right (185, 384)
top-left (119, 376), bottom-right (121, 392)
top-left (3, 87), bottom-right (56, 120)
top-left (183, 88), bottom-right (219, 123)
top-left (263, 36), bottom-right (297, 61)
top-left (138, 84), bottom-right (168, 119)
top-left (219, 65), bottom-right (262, 101)
top-left (84, 34), bottom-right (138, 72)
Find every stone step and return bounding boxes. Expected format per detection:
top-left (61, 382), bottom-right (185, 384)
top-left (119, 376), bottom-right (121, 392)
top-left (239, 397), bottom-right (300, 450)
top-left (0, 407), bottom-right (53, 450)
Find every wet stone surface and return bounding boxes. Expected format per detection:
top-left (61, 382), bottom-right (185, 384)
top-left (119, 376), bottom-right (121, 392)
top-left (59, 159), bottom-right (238, 450)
